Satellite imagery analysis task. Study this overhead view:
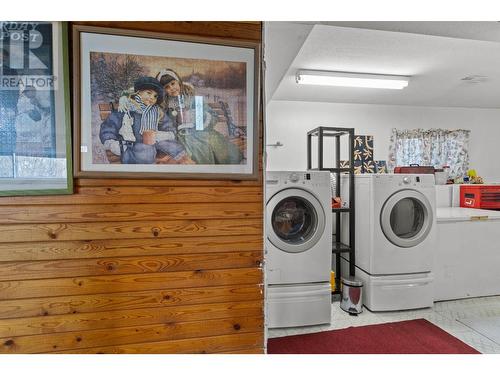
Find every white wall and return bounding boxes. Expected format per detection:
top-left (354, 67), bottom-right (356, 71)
top-left (266, 100), bottom-right (500, 182)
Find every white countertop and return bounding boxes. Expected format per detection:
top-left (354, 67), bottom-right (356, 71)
top-left (437, 207), bottom-right (500, 222)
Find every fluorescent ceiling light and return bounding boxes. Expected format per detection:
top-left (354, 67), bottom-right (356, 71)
top-left (296, 70), bottom-right (410, 90)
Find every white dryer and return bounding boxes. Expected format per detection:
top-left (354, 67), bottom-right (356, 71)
top-left (341, 174), bottom-right (436, 311)
top-left (266, 171), bottom-right (332, 328)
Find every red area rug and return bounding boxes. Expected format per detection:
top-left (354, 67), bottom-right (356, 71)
top-left (267, 319), bottom-right (480, 354)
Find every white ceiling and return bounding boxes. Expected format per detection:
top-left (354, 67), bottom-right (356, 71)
top-left (297, 22), bottom-right (500, 43)
top-left (267, 22), bottom-right (500, 108)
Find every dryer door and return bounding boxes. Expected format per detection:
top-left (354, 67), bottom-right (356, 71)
top-left (267, 188), bottom-right (326, 253)
top-left (380, 189), bottom-right (433, 248)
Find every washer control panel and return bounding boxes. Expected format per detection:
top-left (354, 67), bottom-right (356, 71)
top-left (286, 172), bottom-right (313, 183)
top-left (289, 172), bottom-right (300, 183)
top-left (266, 171), bottom-right (330, 189)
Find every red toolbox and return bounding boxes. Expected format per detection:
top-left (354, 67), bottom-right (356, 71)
top-left (460, 185), bottom-right (500, 210)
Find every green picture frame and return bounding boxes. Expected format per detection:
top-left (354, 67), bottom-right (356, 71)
top-left (0, 21), bottom-right (73, 196)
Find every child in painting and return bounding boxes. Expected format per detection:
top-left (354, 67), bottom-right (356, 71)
top-left (156, 69), bottom-right (243, 165)
top-left (100, 76), bottom-right (187, 164)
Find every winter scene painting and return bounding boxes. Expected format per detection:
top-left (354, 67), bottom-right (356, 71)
top-left (75, 27), bottom-right (258, 179)
top-left (89, 52), bottom-right (248, 167)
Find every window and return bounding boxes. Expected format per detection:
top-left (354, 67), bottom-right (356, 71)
top-left (388, 128), bottom-right (470, 178)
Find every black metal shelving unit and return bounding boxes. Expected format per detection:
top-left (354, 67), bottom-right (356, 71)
top-left (307, 127), bottom-right (355, 294)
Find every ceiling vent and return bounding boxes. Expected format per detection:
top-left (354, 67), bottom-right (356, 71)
top-left (461, 75), bottom-right (489, 84)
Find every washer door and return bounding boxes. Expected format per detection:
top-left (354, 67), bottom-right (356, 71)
top-left (380, 189), bottom-right (433, 248)
top-left (267, 188), bottom-right (326, 253)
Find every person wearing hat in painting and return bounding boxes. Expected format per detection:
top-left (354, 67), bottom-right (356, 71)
top-left (100, 76), bottom-right (187, 164)
top-left (156, 69), bottom-right (243, 165)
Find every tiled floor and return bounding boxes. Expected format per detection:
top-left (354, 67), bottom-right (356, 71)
top-left (267, 295), bottom-right (500, 354)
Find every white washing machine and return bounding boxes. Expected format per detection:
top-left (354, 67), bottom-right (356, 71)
top-left (340, 174), bottom-right (436, 311)
top-left (266, 171), bottom-right (332, 328)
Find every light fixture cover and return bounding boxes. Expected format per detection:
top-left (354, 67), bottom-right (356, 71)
top-left (296, 70), bottom-right (410, 90)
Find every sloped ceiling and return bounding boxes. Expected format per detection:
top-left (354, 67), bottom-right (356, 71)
top-left (266, 22), bottom-right (500, 108)
top-left (299, 22), bottom-right (500, 43)
top-left (263, 22), bottom-right (313, 103)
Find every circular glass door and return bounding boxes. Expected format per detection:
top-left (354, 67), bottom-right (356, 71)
top-left (380, 190), bottom-right (433, 248)
top-left (266, 188), bottom-right (325, 253)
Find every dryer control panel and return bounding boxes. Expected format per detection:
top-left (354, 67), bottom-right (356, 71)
top-left (398, 174), bottom-right (434, 188)
top-left (374, 174), bottom-right (435, 189)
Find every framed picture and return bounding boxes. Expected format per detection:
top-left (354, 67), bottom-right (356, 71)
top-left (72, 25), bottom-right (260, 180)
top-left (0, 22), bottom-right (73, 196)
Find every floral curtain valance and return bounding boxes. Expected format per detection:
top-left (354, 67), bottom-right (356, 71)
top-left (388, 128), bottom-right (470, 178)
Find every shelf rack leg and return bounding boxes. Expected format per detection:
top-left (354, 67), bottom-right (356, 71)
top-left (307, 133), bottom-right (312, 170)
top-left (335, 135), bottom-right (341, 290)
top-left (318, 127), bottom-right (323, 170)
top-left (349, 129), bottom-right (356, 277)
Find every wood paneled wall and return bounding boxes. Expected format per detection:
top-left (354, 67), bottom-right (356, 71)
top-left (0, 21), bottom-right (264, 354)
